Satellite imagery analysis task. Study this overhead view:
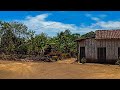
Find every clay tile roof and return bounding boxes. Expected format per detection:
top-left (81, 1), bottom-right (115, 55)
top-left (95, 30), bottom-right (120, 39)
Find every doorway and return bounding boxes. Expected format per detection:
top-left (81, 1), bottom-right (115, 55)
top-left (80, 47), bottom-right (85, 62)
top-left (97, 47), bottom-right (106, 63)
top-left (118, 47), bottom-right (120, 58)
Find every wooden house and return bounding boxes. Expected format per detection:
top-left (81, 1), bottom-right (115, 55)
top-left (76, 30), bottom-right (120, 63)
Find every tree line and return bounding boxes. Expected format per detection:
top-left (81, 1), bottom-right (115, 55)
top-left (0, 21), bottom-right (95, 61)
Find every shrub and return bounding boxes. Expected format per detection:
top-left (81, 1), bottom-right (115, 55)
top-left (115, 57), bottom-right (120, 66)
top-left (61, 53), bottom-right (66, 59)
top-left (8, 54), bottom-right (17, 60)
top-left (52, 56), bottom-right (58, 61)
top-left (81, 57), bottom-right (87, 64)
top-left (0, 53), bottom-right (7, 60)
top-left (61, 53), bottom-right (71, 59)
top-left (66, 53), bottom-right (71, 58)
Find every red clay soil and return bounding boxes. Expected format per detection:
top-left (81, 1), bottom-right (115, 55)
top-left (0, 59), bottom-right (120, 79)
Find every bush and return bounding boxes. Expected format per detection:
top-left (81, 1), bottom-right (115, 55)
top-left (40, 56), bottom-right (51, 62)
top-left (52, 56), bottom-right (58, 61)
top-left (61, 53), bottom-right (71, 59)
top-left (66, 53), bottom-right (71, 58)
top-left (0, 53), bottom-right (7, 60)
top-left (60, 53), bottom-right (66, 59)
top-left (115, 57), bottom-right (120, 66)
top-left (8, 54), bottom-right (18, 60)
top-left (81, 57), bottom-right (86, 64)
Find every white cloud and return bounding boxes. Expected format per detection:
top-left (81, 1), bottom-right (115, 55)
top-left (16, 13), bottom-right (120, 36)
top-left (20, 13), bottom-right (79, 36)
top-left (85, 14), bottom-right (101, 21)
top-left (26, 14), bottom-right (49, 21)
top-left (85, 14), bottom-right (107, 22)
top-left (91, 17), bottom-right (100, 21)
top-left (85, 14), bottom-right (92, 17)
top-left (93, 21), bottom-right (120, 29)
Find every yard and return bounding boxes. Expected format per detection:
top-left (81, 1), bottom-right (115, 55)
top-left (0, 58), bottom-right (120, 79)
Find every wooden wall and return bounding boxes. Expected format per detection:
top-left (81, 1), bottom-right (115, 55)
top-left (78, 39), bottom-right (120, 62)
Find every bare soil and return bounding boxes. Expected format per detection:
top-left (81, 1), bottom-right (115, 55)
top-left (0, 58), bottom-right (120, 79)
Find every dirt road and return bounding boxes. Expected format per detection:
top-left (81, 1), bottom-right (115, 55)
top-left (0, 59), bottom-right (120, 79)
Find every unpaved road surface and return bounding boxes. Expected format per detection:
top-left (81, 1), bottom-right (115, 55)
top-left (0, 59), bottom-right (120, 79)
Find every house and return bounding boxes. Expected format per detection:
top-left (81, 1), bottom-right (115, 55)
top-left (76, 30), bottom-right (120, 64)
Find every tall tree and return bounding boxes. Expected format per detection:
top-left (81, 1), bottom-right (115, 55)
top-left (80, 31), bottom-right (95, 38)
top-left (0, 21), bottom-right (30, 54)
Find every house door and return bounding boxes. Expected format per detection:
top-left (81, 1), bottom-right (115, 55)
top-left (118, 47), bottom-right (120, 58)
top-left (97, 47), bottom-right (106, 63)
top-left (80, 47), bottom-right (85, 62)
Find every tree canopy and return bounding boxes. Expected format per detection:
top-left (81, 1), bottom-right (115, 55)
top-left (0, 20), bottom-right (95, 61)
top-left (80, 31), bottom-right (95, 39)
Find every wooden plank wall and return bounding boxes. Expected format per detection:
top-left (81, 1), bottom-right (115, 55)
top-left (79, 39), bottom-right (120, 61)
top-left (79, 38), bottom-right (96, 60)
top-left (96, 39), bottom-right (120, 60)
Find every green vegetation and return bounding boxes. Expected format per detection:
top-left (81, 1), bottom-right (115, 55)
top-left (0, 20), bottom-right (95, 61)
top-left (80, 31), bottom-right (95, 39)
top-left (115, 56), bottom-right (120, 66)
top-left (81, 57), bottom-right (87, 64)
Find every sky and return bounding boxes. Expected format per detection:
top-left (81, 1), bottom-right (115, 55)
top-left (0, 11), bottom-right (120, 36)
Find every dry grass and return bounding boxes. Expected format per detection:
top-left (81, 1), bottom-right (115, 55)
top-left (0, 59), bottom-right (120, 79)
